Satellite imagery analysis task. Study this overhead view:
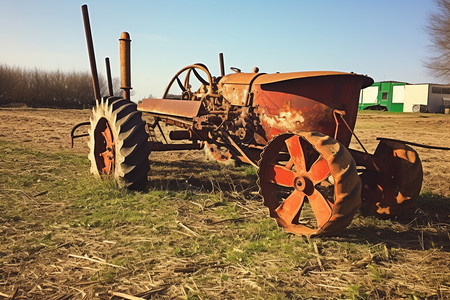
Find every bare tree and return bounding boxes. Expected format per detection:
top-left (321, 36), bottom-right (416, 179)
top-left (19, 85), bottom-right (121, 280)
top-left (426, 0), bottom-right (450, 81)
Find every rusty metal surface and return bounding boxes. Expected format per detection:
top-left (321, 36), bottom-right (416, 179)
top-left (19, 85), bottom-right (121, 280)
top-left (254, 71), bottom-right (373, 88)
top-left (163, 65), bottom-right (214, 100)
top-left (218, 72), bottom-right (262, 106)
top-left (205, 142), bottom-right (233, 162)
top-left (218, 72), bottom-right (262, 85)
top-left (120, 32), bottom-right (132, 100)
top-left (253, 73), bottom-right (371, 146)
top-left (138, 98), bottom-right (203, 119)
top-left (258, 131), bottom-right (361, 236)
top-left (359, 140), bottom-right (423, 216)
top-left (169, 130), bottom-right (193, 140)
top-left (150, 142), bottom-right (202, 151)
top-left (93, 118), bottom-right (115, 174)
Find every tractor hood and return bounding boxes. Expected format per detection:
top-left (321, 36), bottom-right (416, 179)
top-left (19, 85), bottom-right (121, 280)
top-left (254, 71), bottom-right (374, 88)
top-left (218, 71), bottom-right (373, 106)
top-left (219, 71), bottom-right (373, 88)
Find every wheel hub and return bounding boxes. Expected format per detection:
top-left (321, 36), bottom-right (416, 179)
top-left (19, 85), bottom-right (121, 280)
top-left (293, 175), bottom-right (313, 195)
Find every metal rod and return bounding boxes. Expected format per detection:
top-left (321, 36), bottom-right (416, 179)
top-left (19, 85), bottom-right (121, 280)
top-left (81, 5), bottom-right (101, 101)
top-left (335, 110), bottom-right (371, 155)
top-left (223, 132), bottom-right (258, 168)
top-left (120, 32), bottom-right (132, 100)
top-left (150, 142), bottom-right (202, 151)
top-left (335, 111), bottom-right (380, 172)
top-left (219, 53), bottom-right (225, 77)
top-left (70, 121), bottom-right (90, 148)
top-left (105, 57), bottom-right (114, 97)
top-left (376, 137), bottom-right (450, 150)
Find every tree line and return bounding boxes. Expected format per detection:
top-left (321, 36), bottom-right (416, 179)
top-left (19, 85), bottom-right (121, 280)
top-left (0, 64), bottom-right (121, 109)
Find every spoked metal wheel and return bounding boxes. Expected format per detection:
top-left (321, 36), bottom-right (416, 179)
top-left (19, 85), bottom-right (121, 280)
top-left (92, 117), bottom-right (115, 173)
top-left (88, 97), bottom-right (150, 190)
top-left (360, 140), bottom-right (423, 216)
top-left (258, 131), bottom-right (361, 236)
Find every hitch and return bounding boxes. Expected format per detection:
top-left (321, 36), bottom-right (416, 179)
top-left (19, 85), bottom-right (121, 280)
top-left (70, 121), bottom-right (90, 148)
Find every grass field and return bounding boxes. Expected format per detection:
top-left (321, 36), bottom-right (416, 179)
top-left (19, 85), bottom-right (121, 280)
top-left (0, 109), bottom-right (449, 299)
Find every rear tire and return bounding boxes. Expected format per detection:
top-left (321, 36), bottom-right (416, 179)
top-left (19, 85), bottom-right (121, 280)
top-left (88, 97), bottom-right (150, 190)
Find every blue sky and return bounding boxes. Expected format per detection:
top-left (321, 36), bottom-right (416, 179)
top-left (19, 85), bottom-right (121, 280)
top-left (0, 0), bottom-right (442, 100)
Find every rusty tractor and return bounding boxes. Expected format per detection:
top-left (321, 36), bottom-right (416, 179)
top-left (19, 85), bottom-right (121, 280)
top-left (72, 5), bottom-right (424, 237)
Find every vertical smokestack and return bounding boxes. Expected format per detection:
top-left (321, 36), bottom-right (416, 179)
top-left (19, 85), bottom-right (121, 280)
top-left (81, 4), bottom-right (101, 101)
top-left (120, 32), bottom-right (132, 100)
top-left (105, 57), bottom-right (114, 97)
top-left (219, 53), bottom-right (225, 77)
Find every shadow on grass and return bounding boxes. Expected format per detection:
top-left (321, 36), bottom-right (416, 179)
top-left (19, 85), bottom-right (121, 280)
top-left (147, 158), bottom-right (259, 198)
top-left (147, 157), bottom-right (449, 251)
top-left (337, 193), bottom-right (449, 252)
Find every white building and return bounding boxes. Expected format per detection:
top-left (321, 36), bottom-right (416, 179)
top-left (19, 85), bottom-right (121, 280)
top-left (403, 84), bottom-right (450, 113)
top-left (360, 82), bottom-right (450, 113)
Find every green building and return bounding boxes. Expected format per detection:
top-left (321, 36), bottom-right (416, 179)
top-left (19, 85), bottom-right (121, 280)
top-left (359, 81), bottom-right (406, 112)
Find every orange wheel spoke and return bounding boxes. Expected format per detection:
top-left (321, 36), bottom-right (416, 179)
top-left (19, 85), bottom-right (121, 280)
top-left (102, 128), bottom-right (114, 148)
top-left (101, 144), bottom-right (115, 171)
top-left (308, 189), bottom-right (333, 228)
top-left (262, 164), bottom-right (296, 187)
top-left (101, 129), bottom-right (111, 141)
top-left (285, 158), bottom-right (294, 170)
top-left (275, 190), bottom-right (305, 224)
top-left (100, 152), bottom-right (112, 173)
top-left (285, 135), bottom-right (306, 172)
top-left (308, 157), bottom-right (330, 184)
top-left (97, 122), bottom-right (115, 174)
top-left (259, 132), bottom-right (359, 237)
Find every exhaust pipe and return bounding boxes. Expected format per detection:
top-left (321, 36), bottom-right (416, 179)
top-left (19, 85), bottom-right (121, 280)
top-left (120, 32), bottom-right (132, 100)
top-left (81, 5), bottom-right (101, 101)
top-left (219, 53), bottom-right (225, 77)
top-left (105, 57), bottom-right (114, 97)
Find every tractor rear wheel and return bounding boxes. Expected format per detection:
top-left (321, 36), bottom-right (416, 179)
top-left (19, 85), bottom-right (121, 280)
top-left (88, 97), bottom-right (150, 190)
top-left (258, 131), bottom-right (361, 236)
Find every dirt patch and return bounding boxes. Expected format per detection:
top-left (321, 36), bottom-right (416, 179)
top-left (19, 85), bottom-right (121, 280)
top-left (0, 108), bottom-right (91, 154)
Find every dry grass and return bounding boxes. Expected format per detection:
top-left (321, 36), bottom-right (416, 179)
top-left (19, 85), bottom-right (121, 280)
top-left (0, 109), bottom-right (449, 299)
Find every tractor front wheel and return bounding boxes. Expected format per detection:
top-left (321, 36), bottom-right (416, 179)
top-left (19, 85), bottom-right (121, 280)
top-left (258, 131), bottom-right (361, 236)
top-left (88, 97), bottom-right (150, 190)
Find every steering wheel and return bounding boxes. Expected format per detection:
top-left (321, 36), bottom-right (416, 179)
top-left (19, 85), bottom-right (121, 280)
top-left (163, 64), bottom-right (214, 100)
